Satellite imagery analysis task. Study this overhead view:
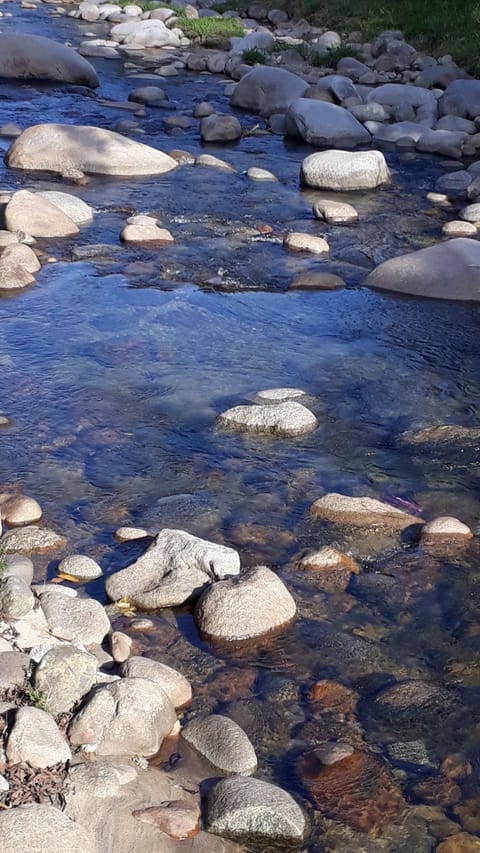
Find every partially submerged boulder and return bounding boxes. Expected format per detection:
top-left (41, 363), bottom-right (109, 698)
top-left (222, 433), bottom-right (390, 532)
top-left (301, 149), bottom-right (390, 191)
top-left (310, 493), bottom-right (422, 529)
top-left (0, 33), bottom-right (99, 88)
top-left (286, 100), bottom-right (371, 148)
top-left (231, 66), bottom-right (308, 116)
top-left (5, 190), bottom-right (79, 238)
top-left (6, 124), bottom-right (178, 177)
top-left (217, 401), bottom-right (318, 436)
top-left (366, 238), bottom-right (480, 301)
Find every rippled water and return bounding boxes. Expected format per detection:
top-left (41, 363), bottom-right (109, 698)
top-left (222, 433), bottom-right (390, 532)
top-left (1, 3), bottom-right (480, 849)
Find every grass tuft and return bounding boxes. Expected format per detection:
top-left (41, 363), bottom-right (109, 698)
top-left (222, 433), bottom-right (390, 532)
top-left (177, 14), bottom-right (244, 45)
top-left (242, 47), bottom-right (269, 64)
top-left (23, 684), bottom-right (50, 713)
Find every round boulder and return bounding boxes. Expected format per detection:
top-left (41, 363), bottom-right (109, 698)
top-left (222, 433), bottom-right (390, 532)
top-left (301, 149), bottom-right (390, 191)
top-left (0, 33), bottom-right (99, 88)
top-left (286, 100), bottom-right (371, 149)
top-left (120, 655), bottom-right (192, 708)
top-left (217, 401), bottom-right (318, 436)
top-left (205, 776), bottom-right (305, 843)
top-left (57, 554), bottom-right (103, 581)
top-left (33, 644), bottom-right (98, 714)
top-left (200, 115), bottom-right (242, 142)
top-left (181, 714), bottom-right (257, 775)
top-left (230, 66), bottom-right (308, 116)
top-left (0, 494), bottom-right (42, 526)
top-left (6, 706), bottom-right (71, 768)
top-left (195, 565), bottom-right (296, 641)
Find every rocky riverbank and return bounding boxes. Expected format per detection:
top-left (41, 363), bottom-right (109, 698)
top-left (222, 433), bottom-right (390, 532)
top-left (1, 0), bottom-right (480, 850)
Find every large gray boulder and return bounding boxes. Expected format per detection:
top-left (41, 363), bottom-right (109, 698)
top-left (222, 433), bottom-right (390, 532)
top-left (6, 124), bottom-right (178, 177)
top-left (367, 83), bottom-right (437, 112)
top-left (181, 714), bottom-right (257, 775)
top-left (301, 149), bottom-right (390, 191)
top-left (105, 528), bottom-right (240, 609)
top-left (366, 238), bottom-right (480, 301)
top-left (6, 706), bottom-right (71, 768)
top-left (205, 776), bottom-right (305, 843)
top-left (33, 644), bottom-right (98, 715)
top-left (440, 79), bottom-right (480, 118)
top-left (0, 33), bottom-right (99, 88)
top-left (195, 565), bottom-right (296, 641)
top-left (231, 66), bottom-right (308, 116)
top-left (69, 677), bottom-right (177, 757)
top-left (285, 99), bottom-right (371, 148)
top-left (0, 804), bottom-right (99, 853)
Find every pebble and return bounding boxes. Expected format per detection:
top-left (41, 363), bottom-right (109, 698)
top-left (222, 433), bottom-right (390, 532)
top-left (312, 199), bottom-right (359, 224)
top-left (114, 526), bottom-right (149, 541)
top-left (283, 232), bottom-right (329, 254)
top-left (247, 166), bottom-right (278, 181)
top-left (442, 220), bottom-right (477, 237)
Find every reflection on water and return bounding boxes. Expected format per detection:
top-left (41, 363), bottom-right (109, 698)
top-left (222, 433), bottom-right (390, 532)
top-left (1, 4), bottom-right (480, 849)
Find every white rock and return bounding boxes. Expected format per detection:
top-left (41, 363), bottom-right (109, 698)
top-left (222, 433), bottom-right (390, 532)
top-left (36, 191), bottom-right (94, 225)
top-left (217, 400), bottom-right (318, 436)
top-left (421, 516), bottom-right (473, 540)
top-left (284, 232), bottom-right (329, 254)
top-left (206, 776), bottom-right (305, 842)
top-left (57, 554), bottom-right (103, 580)
top-left (40, 591), bottom-right (110, 644)
top-left (111, 19), bottom-right (181, 48)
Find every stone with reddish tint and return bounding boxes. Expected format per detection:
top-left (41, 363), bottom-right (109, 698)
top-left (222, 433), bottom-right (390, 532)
top-left (411, 774), bottom-right (462, 807)
top-left (453, 800), bottom-right (480, 834)
top-left (311, 493), bottom-right (423, 529)
top-left (441, 753), bottom-right (472, 780)
top-left (421, 516), bottom-right (473, 544)
top-left (306, 680), bottom-right (359, 720)
top-left (436, 833), bottom-right (480, 852)
top-left (133, 799), bottom-right (200, 840)
top-left (296, 546), bottom-right (360, 592)
top-left (296, 750), bottom-right (404, 834)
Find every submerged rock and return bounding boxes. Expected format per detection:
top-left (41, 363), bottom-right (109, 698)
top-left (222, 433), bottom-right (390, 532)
top-left (205, 776), bottom-right (305, 844)
top-left (310, 492), bottom-right (422, 529)
top-left (195, 565), bottom-right (296, 640)
top-left (289, 271), bottom-right (346, 290)
top-left (296, 546), bottom-right (360, 592)
top-left (0, 33), bottom-right (99, 88)
top-left (105, 528), bottom-right (240, 608)
top-left (180, 714), bottom-right (257, 775)
top-left (421, 516), bottom-right (473, 544)
top-left (366, 238), bottom-right (480, 300)
top-left (217, 401), bottom-right (318, 436)
top-left (6, 124), bottom-right (178, 177)
top-left (69, 677), bottom-right (176, 757)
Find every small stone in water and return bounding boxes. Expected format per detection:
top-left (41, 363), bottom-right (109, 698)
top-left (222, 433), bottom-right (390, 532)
top-left (283, 231), bottom-right (329, 254)
top-left (255, 387), bottom-right (306, 402)
top-left (114, 526), bottom-right (149, 541)
top-left (443, 220), bottom-right (477, 237)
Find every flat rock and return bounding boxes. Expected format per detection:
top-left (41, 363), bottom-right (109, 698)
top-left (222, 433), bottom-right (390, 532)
top-left (40, 591), bottom-right (110, 644)
top-left (181, 714), bottom-right (257, 775)
top-left (132, 800), bottom-right (200, 840)
top-left (195, 565), bottom-right (296, 641)
top-left (217, 400), bottom-right (318, 436)
top-left (0, 650), bottom-right (29, 691)
top-left (368, 82), bottom-right (437, 111)
top-left (69, 676), bottom-right (177, 757)
top-left (289, 271), bottom-right (345, 290)
top-left (301, 149), bottom-right (390, 191)
top-left (0, 33), bottom-right (98, 87)
top-left (57, 554), bottom-right (103, 581)
top-left (0, 804), bottom-right (98, 853)
top-left (366, 237), bottom-right (480, 301)
top-left (284, 232), bottom-right (329, 253)
top-left (105, 528), bottom-right (240, 609)
top-left (6, 124), bottom-right (178, 177)
top-left (0, 576), bottom-right (34, 618)
top-left (313, 199), bottom-right (358, 224)
top-left (33, 644), bottom-right (98, 714)
top-left (114, 526), bottom-right (149, 541)
top-left (230, 66), bottom-right (308, 116)
top-left (255, 387), bottom-right (306, 402)
top-left (2, 525), bottom-right (66, 553)
top-left (0, 244), bottom-right (40, 290)
top-left (206, 776), bottom-right (305, 843)
top-left (121, 223), bottom-right (174, 243)
top-left (6, 706), bottom-right (71, 767)
top-left (196, 154), bottom-right (236, 172)
top-left (310, 492), bottom-right (422, 529)
top-left (247, 167), bottom-right (278, 181)
top-left (120, 655), bottom-right (192, 708)
top-left (36, 191), bottom-right (94, 225)
top-left (286, 99), bottom-right (371, 148)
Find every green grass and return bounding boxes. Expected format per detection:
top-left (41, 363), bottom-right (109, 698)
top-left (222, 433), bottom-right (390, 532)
top-left (299, 43), bottom-right (362, 67)
top-left (117, 0), bottom-right (163, 9)
top-left (177, 14), bottom-right (244, 45)
top-left (242, 47), bottom-right (269, 64)
top-left (23, 684), bottom-right (50, 713)
top-left (285, 0), bottom-right (480, 75)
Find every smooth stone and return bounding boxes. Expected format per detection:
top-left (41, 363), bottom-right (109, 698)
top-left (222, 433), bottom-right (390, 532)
top-left (368, 82), bottom-right (437, 111)
top-left (0, 804), bottom-right (98, 853)
top-left (200, 114), bottom-right (242, 142)
top-left (247, 167), bottom-right (278, 181)
top-left (105, 528), bottom-right (240, 609)
top-left (33, 644), bottom-right (98, 714)
top-left (36, 191), bottom-right (94, 225)
top-left (217, 400), bottom-right (318, 436)
top-left (460, 203), bottom-right (480, 223)
top-left (301, 149), bottom-right (390, 191)
top-left (110, 631), bottom-right (132, 662)
top-left (121, 223), bottom-right (174, 243)
top-left (442, 220), bottom-right (477, 237)
top-left (0, 33), bottom-right (98, 87)
top-left (0, 650), bottom-right (29, 690)
top-left (255, 387), bottom-right (306, 402)
top-left (421, 516), bottom-right (473, 541)
top-left (69, 677), bottom-right (177, 757)
top-left (132, 800), bottom-right (200, 841)
top-left (57, 554), bottom-right (103, 580)
top-left (311, 492), bottom-right (422, 529)
top-left (440, 79), bottom-right (480, 118)
top-left (296, 546), bottom-right (360, 592)
top-left (0, 493), bottom-right (42, 526)
top-left (40, 591), bottom-right (110, 644)
top-left (120, 655), bottom-right (192, 708)
top-left (2, 525), bottom-right (66, 553)
top-left (373, 121), bottom-right (426, 144)
top-left (114, 526), bottom-right (149, 541)
top-left (366, 237), bottom-right (480, 300)
top-left (206, 776), bottom-right (305, 843)
top-left (194, 101), bottom-right (215, 118)
top-left (128, 85), bottom-right (167, 105)
top-left (196, 154), bottom-right (236, 172)
top-left (3, 554), bottom-right (34, 584)
top-left (0, 123), bottom-right (22, 138)
top-left (0, 576), bottom-right (34, 618)
top-left (0, 244), bottom-right (41, 290)
top-left (6, 124), bottom-right (178, 177)
top-left (437, 115), bottom-right (476, 133)
top-left (284, 232), bottom-right (329, 254)
top-left (349, 102), bottom-right (386, 122)
top-left (195, 565), bottom-right (296, 641)
top-left (313, 199), bottom-right (358, 224)
top-left (289, 271), bottom-right (346, 290)
top-left (230, 66), bottom-right (308, 116)
top-left (181, 714), bottom-right (257, 775)
top-left (7, 189), bottom-right (79, 240)
top-left (285, 99), bottom-right (371, 148)
top-left (110, 19), bottom-right (181, 48)
top-left (6, 706), bottom-right (71, 767)
top-left (435, 170), bottom-right (472, 200)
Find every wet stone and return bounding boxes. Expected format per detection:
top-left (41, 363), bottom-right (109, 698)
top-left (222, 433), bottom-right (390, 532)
top-left (296, 546), bottom-right (360, 593)
top-left (217, 401), bottom-right (318, 437)
top-left (436, 833), bottom-right (480, 852)
top-left (306, 680), bottom-right (359, 719)
top-left (387, 740), bottom-right (437, 769)
top-left (289, 271), bottom-right (346, 290)
top-left (410, 774), bottom-right (462, 807)
top-left (283, 231), bottom-right (329, 254)
top-left (180, 714), bottom-right (257, 775)
top-left (2, 525), bottom-right (67, 554)
top-left (57, 554), bottom-right (103, 581)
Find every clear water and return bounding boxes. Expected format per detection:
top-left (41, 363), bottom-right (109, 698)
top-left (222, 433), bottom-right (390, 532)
top-left (1, 5), bottom-right (480, 850)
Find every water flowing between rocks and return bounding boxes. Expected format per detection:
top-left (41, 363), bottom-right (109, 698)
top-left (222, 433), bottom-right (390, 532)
top-left (1, 2), bottom-right (480, 851)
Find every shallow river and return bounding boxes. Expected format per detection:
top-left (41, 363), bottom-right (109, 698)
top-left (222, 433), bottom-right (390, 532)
top-left (1, 3), bottom-right (480, 850)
